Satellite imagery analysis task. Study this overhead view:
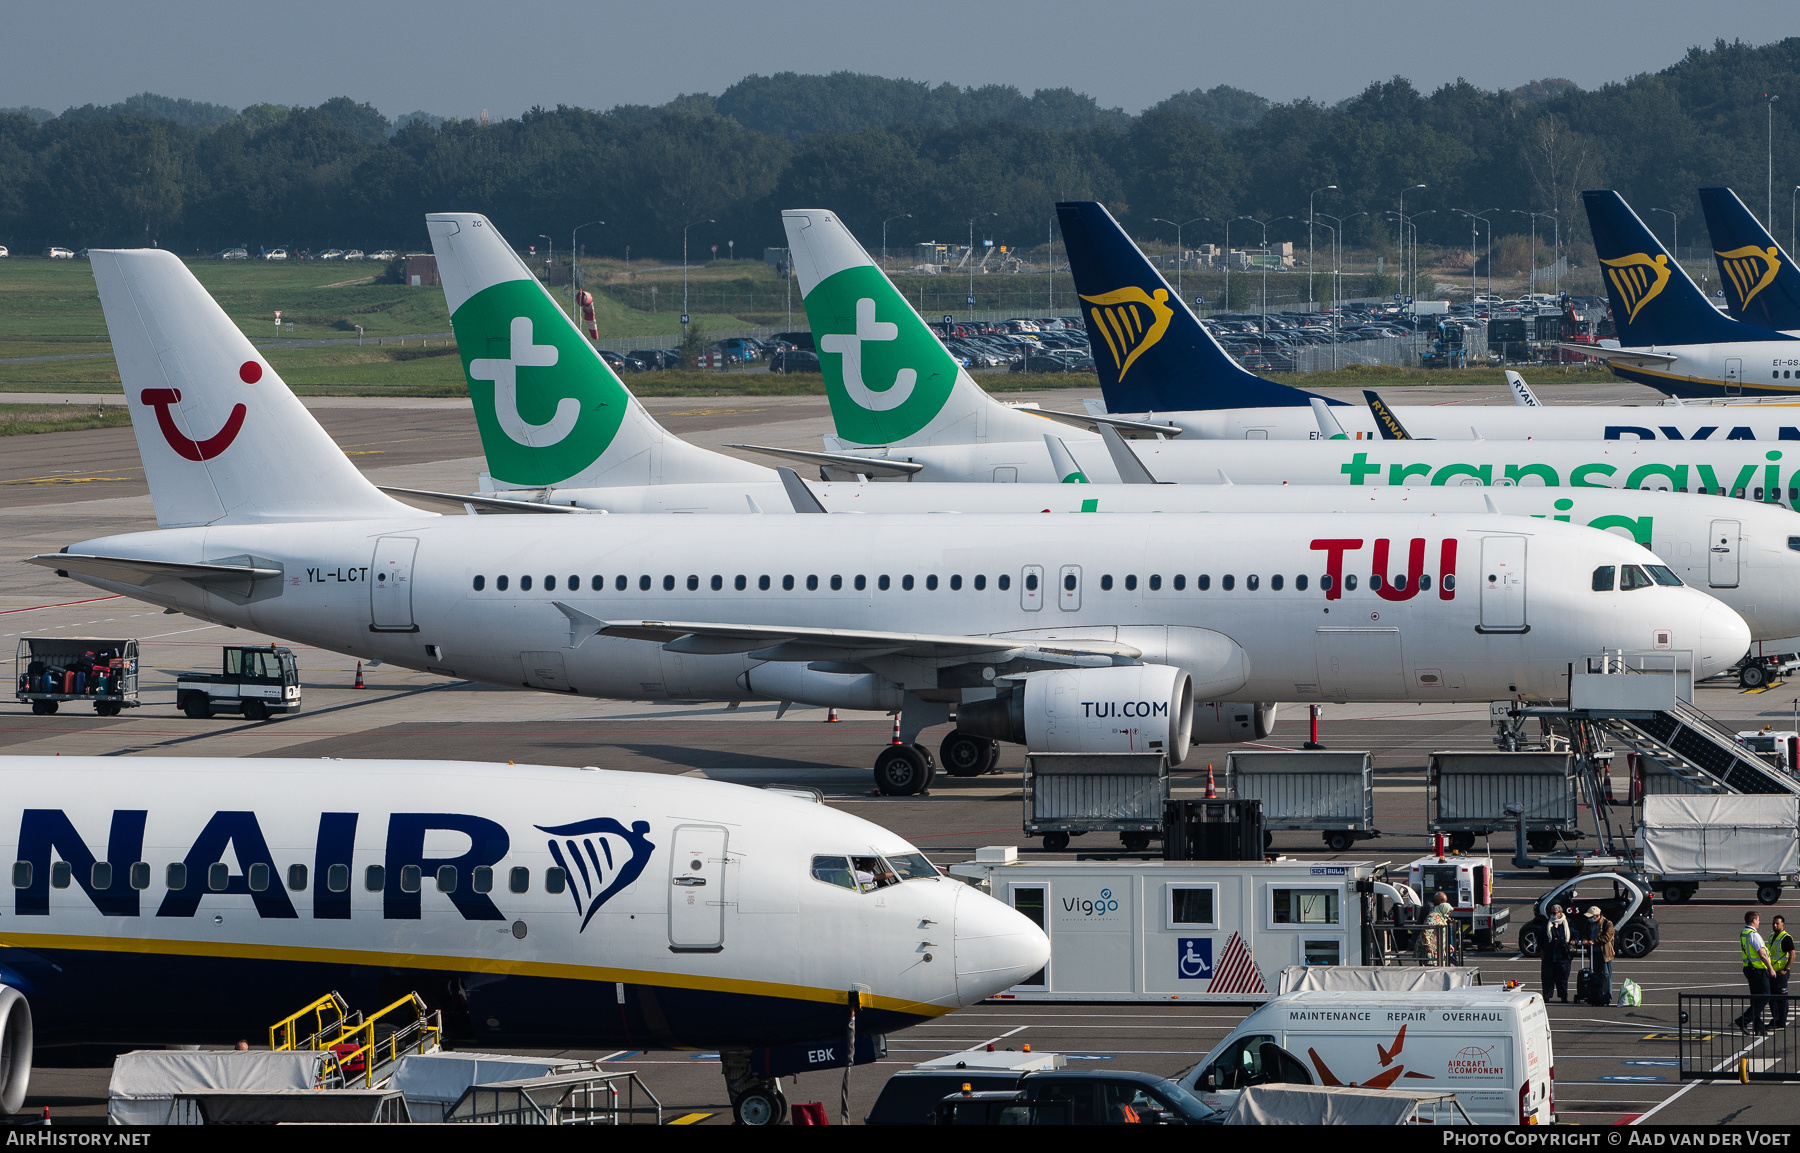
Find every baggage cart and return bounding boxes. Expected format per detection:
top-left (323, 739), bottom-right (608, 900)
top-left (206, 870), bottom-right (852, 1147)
top-left (1637, 794), bottom-right (1799, 906)
top-left (1428, 751), bottom-right (1579, 853)
top-left (15, 637), bottom-right (139, 716)
top-left (1023, 752), bottom-right (1167, 853)
top-left (1225, 750), bottom-right (1376, 851)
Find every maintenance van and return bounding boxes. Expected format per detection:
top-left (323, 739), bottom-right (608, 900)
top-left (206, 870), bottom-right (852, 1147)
top-left (1177, 987), bottom-right (1554, 1125)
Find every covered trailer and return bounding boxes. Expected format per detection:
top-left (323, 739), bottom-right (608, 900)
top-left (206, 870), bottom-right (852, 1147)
top-left (1225, 750), bottom-right (1376, 851)
top-left (1023, 752), bottom-right (1168, 852)
top-left (948, 855), bottom-right (1387, 1002)
top-left (15, 637), bottom-right (138, 716)
top-left (1638, 794), bottom-right (1800, 905)
top-left (1428, 751), bottom-right (1579, 852)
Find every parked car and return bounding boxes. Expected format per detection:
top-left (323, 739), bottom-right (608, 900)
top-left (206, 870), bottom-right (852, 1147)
top-left (714, 338), bottom-right (763, 363)
top-left (597, 349), bottom-right (645, 373)
top-left (772, 330), bottom-right (814, 352)
top-left (629, 349), bottom-right (682, 370)
top-left (1515, 870), bottom-right (1659, 959)
top-left (318, 249), bottom-right (345, 261)
top-left (936, 1071), bottom-right (1218, 1125)
top-left (218, 247), bottom-right (248, 261)
top-left (263, 248), bottom-right (288, 261)
top-left (342, 250), bottom-right (365, 261)
top-left (0, 246), bottom-right (9, 258)
top-left (369, 250), bottom-right (398, 262)
top-left (1011, 354), bottom-right (1074, 374)
top-left (769, 350), bottom-right (821, 374)
top-left (44, 247), bottom-right (74, 259)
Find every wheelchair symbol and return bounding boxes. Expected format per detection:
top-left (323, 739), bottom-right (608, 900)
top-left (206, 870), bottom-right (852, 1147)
top-left (1177, 937), bottom-right (1213, 980)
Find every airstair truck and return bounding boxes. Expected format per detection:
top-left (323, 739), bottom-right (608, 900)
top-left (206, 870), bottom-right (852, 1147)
top-left (949, 852), bottom-right (1388, 1002)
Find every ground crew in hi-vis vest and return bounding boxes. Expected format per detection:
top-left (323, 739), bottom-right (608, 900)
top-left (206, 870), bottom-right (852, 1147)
top-left (1736, 910), bottom-right (1777, 1035)
top-left (1770, 914), bottom-right (1793, 1030)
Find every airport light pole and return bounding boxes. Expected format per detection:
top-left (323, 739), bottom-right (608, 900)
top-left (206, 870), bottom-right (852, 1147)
top-left (1511, 210), bottom-right (1548, 297)
top-left (570, 220), bottom-right (604, 323)
top-left (1151, 216), bottom-right (1208, 301)
top-left (682, 218), bottom-right (713, 333)
top-left (967, 213), bottom-right (996, 316)
top-left (1308, 185), bottom-right (1336, 307)
top-left (1409, 210), bottom-right (1436, 303)
top-left (1314, 219), bottom-right (1338, 367)
top-left (1770, 93), bottom-right (1781, 229)
top-left (538, 235), bottom-right (552, 279)
top-left (1242, 216), bottom-right (1292, 316)
top-left (881, 213), bottom-right (911, 272)
top-left (1397, 184), bottom-right (1425, 303)
top-left (1649, 207), bottom-right (1679, 267)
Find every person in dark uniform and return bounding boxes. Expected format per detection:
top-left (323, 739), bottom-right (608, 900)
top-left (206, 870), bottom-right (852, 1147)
top-left (1769, 914), bottom-right (1793, 1030)
top-left (1541, 904), bottom-right (1573, 1003)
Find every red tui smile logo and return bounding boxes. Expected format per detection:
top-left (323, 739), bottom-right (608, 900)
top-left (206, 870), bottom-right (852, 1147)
top-left (139, 364), bottom-right (254, 461)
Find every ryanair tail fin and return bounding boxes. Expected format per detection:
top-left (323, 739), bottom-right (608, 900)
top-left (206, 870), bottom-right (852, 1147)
top-left (782, 209), bottom-right (1054, 448)
top-left (1698, 187), bottom-right (1800, 332)
top-left (1582, 189), bottom-right (1785, 346)
top-left (1055, 201), bottom-right (1335, 413)
top-left (428, 213), bottom-right (768, 488)
top-left (90, 250), bottom-right (414, 529)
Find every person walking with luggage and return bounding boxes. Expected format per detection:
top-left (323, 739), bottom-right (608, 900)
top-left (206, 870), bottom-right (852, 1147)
top-left (1770, 915), bottom-right (1793, 1030)
top-left (1735, 910), bottom-right (1777, 1035)
top-left (1585, 907), bottom-right (1616, 1006)
top-left (1542, 905), bottom-right (1573, 1003)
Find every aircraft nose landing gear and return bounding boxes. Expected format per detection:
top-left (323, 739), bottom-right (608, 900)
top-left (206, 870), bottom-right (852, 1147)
top-left (720, 1050), bottom-right (788, 1126)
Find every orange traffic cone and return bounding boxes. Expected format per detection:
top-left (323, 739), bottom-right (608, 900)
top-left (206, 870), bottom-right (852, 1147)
top-left (890, 713), bottom-right (902, 745)
top-left (1205, 763), bottom-right (1216, 799)
top-left (824, 708), bottom-right (840, 723)
top-left (353, 661), bottom-right (365, 689)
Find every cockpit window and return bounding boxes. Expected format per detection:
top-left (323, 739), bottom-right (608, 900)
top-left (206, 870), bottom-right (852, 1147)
top-left (1619, 565), bottom-right (1653, 591)
top-left (1788, 536), bottom-right (1800, 553)
top-left (1591, 566), bottom-right (1615, 592)
top-left (850, 855), bottom-right (899, 891)
top-left (811, 855), bottom-right (856, 890)
top-left (1645, 564), bottom-right (1683, 587)
top-left (886, 852), bottom-right (939, 880)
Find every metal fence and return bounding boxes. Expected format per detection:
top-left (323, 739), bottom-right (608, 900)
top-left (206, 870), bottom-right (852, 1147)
top-left (1290, 328), bottom-right (1489, 374)
top-left (1679, 994), bottom-right (1798, 1081)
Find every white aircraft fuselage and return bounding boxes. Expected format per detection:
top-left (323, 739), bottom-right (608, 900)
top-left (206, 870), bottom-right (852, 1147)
top-left (1131, 399), bottom-right (1800, 441)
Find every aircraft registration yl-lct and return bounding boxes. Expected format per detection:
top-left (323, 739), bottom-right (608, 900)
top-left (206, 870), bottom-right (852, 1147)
top-left (779, 209), bottom-right (1800, 487)
top-left (411, 215), bottom-right (1800, 655)
top-left (1054, 199), bottom-right (1800, 441)
top-left (0, 758), bottom-right (1049, 1121)
top-left (45, 249), bottom-right (1749, 798)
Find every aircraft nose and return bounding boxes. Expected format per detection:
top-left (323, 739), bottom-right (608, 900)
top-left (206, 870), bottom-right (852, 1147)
top-left (953, 883), bottom-right (1050, 1005)
top-left (1694, 598), bottom-right (1752, 680)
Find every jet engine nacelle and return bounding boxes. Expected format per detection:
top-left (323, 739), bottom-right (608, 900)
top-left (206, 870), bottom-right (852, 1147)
top-left (0, 986), bottom-right (33, 1114)
top-left (1191, 702), bottom-right (1276, 743)
top-left (958, 664), bottom-right (1195, 765)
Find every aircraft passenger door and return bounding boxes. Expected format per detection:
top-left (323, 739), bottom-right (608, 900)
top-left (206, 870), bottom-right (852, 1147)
top-left (370, 537), bottom-right (419, 632)
top-left (1008, 885), bottom-right (1048, 987)
top-left (1021, 565), bottom-right (1044, 611)
top-left (1477, 536), bottom-right (1528, 633)
top-left (1725, 357), bottom-right (1743, 395)
top-left (1709, 519), bottom-right (1741, 588)
top-left (1058, 565), bottom-right (1082, 611)
top-left (668, 824), bottom-right (728, 952)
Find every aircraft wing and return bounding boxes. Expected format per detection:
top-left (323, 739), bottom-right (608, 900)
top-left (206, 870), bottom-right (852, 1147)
top-left (550, 602), bottom-right (1142, 664)
top-left (1022, 406), bottom-right (1181, 439)
top-left (1560, 343), bottom-right (1678, 366)
top-left (379, 487), bottom-right (589, 514)
top-left (26, 553), bottom-right (282, 587)
top-left (725, 444), bottom-right (925, 476)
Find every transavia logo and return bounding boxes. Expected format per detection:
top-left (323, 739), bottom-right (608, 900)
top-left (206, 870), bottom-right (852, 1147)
top-left (1717, 244), bottom-right (1782, 309)
top-left (808, 265), bottom-right (955, 444)
top-left (1601, 252), bottom-right (1672, 322)
top-left (451, 280), bottom-right (628, 487)
top-left (536, 817), bottom-right (655, 931)
top-left (469, 317), bottom-right (577, 447)
top-left (140, 362), bottom-right (257, 461)
top-left (1080, 286), bottom-right (1173, 380)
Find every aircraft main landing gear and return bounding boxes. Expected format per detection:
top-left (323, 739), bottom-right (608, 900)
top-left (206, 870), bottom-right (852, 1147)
top-left (939, 731), bottom-right (1000, 777)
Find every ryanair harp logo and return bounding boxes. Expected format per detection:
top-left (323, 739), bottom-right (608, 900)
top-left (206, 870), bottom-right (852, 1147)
top-left (1601, 252), bottom-right (1672, 323)
top-left (1080, 286), bottom-right (1174, 379)
top-left (1716, 244), bottom-right (1782, 309)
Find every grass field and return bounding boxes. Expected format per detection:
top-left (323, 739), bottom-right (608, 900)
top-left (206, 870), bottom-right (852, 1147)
top-left (0, 401), bottom-right (132, 436)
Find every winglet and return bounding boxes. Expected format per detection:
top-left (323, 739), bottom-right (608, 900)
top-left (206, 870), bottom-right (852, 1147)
top-left (1044, 435), bottom-right (1090, 483)
top-left (1310, 397), bottom-right (1348, 439)
top-left (1363, 390), bottom-right (1413, 440)
top-left (1505, 371), bottom-right (1541, 407)
top-left (776, 466), bottom-right (830, 512)
top-left (1098, 424), bottom-right (1160, 484)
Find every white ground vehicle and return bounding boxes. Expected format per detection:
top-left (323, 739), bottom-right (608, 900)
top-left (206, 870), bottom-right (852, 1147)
top-left (1179, 988), bottom-right (1555, 1125)
top-left (263, 248), bottom-right (288, 261)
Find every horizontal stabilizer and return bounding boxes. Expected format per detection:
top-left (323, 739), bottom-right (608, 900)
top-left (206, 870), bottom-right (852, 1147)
top-left (1559, 343), bottom-right (1678, 366)
top-left (379, 487), bottom-right (589, 514)
top-left (725, 444), bottom-right (924, 476)
top-left (27, 554), bottom-right (280, 587)
top-left (1024, 406), bottom-right (1181, 439)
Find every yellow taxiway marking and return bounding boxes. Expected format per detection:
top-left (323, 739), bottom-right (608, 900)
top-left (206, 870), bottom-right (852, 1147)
top-left (1, 475), bottom-right (133, 486)
top-left (668, 1113), bottom-right (714, 1125)
top-left (1740, 682), bottom-right (1786, 694)
top-left (666, 408), bottom-right (766, 417)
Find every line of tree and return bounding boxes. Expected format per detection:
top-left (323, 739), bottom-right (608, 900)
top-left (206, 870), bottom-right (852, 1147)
top-left (2, 38), bottom-right (1797, 266)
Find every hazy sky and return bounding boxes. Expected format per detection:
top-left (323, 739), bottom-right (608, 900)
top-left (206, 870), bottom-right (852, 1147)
top-left (8, 0), bottom-right (1799, 121)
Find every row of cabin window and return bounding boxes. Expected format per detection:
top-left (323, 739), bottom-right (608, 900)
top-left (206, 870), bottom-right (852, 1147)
top-left (10, 860), bottom-right (567, 896)
top-left (472, 572), bottom-right (1458, 594)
